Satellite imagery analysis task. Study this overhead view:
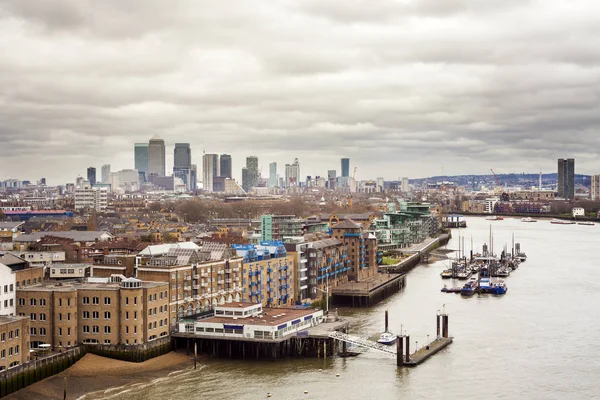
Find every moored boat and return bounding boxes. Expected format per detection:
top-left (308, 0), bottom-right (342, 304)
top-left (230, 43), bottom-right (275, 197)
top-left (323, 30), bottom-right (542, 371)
top-left (485, 216), bottom-right (504, 221)
top-left (551, 219), bottom-right (575, 225)
top-left (460, 281), bottom-right (476, 297)
top-left (440, 270), bottom-right (453, 279)
top-left (490, 280), bottom-right (508, 295)
top-left (577, 221), bottom-right (595, 226)
top-left (521, 217), bottom-right (537, 223)
top-left (377, 332), bottom-right (397, 345)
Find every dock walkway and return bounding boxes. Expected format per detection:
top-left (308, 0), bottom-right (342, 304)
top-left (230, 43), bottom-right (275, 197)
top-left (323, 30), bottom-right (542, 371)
top-left (404, 337), bottom-right (453, 366)
top-left (331, 273), bottom-right (405, 307)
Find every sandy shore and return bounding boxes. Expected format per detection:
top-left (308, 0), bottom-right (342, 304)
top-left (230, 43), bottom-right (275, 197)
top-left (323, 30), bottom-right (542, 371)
top-left (5, 351), bottom-right (192, 400)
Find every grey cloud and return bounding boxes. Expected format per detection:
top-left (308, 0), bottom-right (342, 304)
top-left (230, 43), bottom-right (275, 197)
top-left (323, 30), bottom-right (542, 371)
top-left (1, 0), bottom-right (600, 184)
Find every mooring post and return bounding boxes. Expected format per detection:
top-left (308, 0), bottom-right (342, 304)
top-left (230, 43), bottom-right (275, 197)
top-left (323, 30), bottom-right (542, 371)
top-left (324, 341), bottom-right (327, 359)
top-left (194, 342), bottom-right (197, 369)
top-left (436, 313), bottom-right (441, 339)
top-left (385, 310), bottom-right (389, 333)
top-left (405, 334), bottom-right (411, 363)
top-left (396, 336), bottom-right (404, 367)
top-left (63, 377), bottom-right (67, 400)
top-left (443, 314), bottom-right (449, 338)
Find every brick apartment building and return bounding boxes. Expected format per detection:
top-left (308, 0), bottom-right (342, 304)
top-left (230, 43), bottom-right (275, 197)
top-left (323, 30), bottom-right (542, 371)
top-left (16, 277), bottom-right (168, 349)
top-left (0, 315), bottom-right (30, 371)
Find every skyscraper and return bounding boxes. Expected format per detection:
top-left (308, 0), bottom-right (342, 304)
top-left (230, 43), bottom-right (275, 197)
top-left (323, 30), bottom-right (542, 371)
top-left (557, 158), bottom-right (575, 200)
top-left (591, 174), bottom-right (600, 201)
top-left (220, 154), bottom-right (232, 179)
top-left (134, 143), bottom-right (149, 179)
top-left (341, 158), bottom-right (350, 177)
top-left (173, 143), bottom-right (192, 190)
top-left (190, 164), bottom-right (198, 192)
top-left (245, 156), bottom-right (259, 191)
top-left (101, 164), bottom-right (111, 184)
top-left (148, 136), bottom-right (166, 177)
top-left (87, 167), bottom-right (96, 185)
top-left (327, 170), bottom-right (336, 190)
top-left (203, 154), bottom-right (219, 192)
top-left (269, 162), bottom-right (278, 187)
top-left (241, 167), bottom-right (250, 193)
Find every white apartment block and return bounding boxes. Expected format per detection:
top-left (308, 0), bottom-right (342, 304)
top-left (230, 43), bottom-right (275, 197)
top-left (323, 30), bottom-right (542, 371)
top-left (74, 187), bottom-right (108, 211)
top-left (0, 264), bottom-right (16, 315)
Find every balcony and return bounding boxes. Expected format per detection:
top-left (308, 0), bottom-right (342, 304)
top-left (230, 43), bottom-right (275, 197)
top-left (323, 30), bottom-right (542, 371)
top-left (201, 273), bottom-right (208, 278)
top-left (201, 282), bottom-right (208, 287)
top-left (233, 267), bottom-right (240, 272)
top-left (184, 276), bottom-right (192, 281)
top-left (193, 274), bottom-right (199, 279)
top-left (225, 278), bottom-right (232, 284)
top-left (225, 269), bottom-right (232, 274)
top-left (217, 279), bottom-right (224, 285)
top-left (193, 284), bottom-right (200, 290)
top-left (217, 270), bottom-right (224, 275)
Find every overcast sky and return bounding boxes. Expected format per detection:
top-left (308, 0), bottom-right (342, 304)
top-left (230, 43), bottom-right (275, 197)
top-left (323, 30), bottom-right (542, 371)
top-left (1, 0), bottom-right (600, 185)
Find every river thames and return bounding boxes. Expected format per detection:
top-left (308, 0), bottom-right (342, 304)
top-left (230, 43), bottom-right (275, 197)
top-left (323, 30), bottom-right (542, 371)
top-left (89, 217), bottom-right (600, 400)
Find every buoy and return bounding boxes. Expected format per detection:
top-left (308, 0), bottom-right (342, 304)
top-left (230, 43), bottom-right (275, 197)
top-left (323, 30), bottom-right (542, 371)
top-left (304, 390), bottom-right (309, 394)
top-left (336, 373), bottom-right (340, 377)
top-left (267, 393), bottom-right (272, 398)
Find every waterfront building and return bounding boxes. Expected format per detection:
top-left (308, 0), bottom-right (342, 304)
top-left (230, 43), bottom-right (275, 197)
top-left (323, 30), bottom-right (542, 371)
top-left (331, 219), bottom-right (378, 282)
top-left (557, 158), bottom-right (575, 199)
top-left (173, 143), bottom-right (192, 190)
top-left (148, 136), bottom-right (166, 177)
top-left (306, 238), bottom-right (349, 301)
top-left (134, 143), bottom-right (149, 181)
top-left (101, 164), bottom-right (111, 184)
top-left (485, 197), bottom-right (499, 214)
top-left (74, 185), bottom-right (108, 212)
top-left (261, 215), bottom-right (303, 241)
top-left (178, 302), bottom-right (323, 341)
top-left (0, 315), bottom-right (30, 371)
top-left (135, 243), bottom-right (243, 327)
top-left (269, 162), bottom-right (278, 188)
top-left (220, 154), bottom-right (232, 179)
top-left (591, 174), bottom-right (600, 200)
top-left (203, 154), bottom-right (219, 192)
top-left (284, 242), bottom-right (309, 302)
top-left (16, 277), bottom-right (169, 349)
top-left (86, 167), bottom-right (96, 186)
top-left (233, 242), bottom-right (294, 306)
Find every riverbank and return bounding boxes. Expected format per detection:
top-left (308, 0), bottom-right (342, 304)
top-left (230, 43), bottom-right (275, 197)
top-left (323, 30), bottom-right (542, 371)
top-left (5, 352), bottom-right (191, 400)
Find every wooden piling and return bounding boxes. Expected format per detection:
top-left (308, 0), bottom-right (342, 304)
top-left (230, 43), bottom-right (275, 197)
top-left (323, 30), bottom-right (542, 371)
top-left (436, 314), bottom-right (441, 339)
top-left (405, 334), bottom-right (410, 363)
top-left (396, 336), bottom-right (404, 367)
top-left (385, 310), bottom-right (389, 332)
top-left (194, 342), bottom-right (197, 369)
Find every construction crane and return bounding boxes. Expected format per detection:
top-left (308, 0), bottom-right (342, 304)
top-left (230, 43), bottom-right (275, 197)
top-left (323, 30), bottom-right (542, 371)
top-left (490, 169), bottom-right (501, 188)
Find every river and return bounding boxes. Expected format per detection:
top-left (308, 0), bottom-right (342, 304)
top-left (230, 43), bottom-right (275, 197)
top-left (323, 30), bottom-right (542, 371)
top-left (91, 217), bottom-right (600, 400)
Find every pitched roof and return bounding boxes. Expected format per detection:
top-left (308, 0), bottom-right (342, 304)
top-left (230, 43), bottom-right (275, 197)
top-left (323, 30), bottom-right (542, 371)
top-left (138, 241), bottom-right (200, 256)
top-left (332, 219), bottom-right (362, 229)
top-left (310, 238), bottom-right (342, 249)
top-left (0, 221), bottom-right (24, 231)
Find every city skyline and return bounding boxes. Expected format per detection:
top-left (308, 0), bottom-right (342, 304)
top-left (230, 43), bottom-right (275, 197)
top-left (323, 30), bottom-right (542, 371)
top-left (2, 2), bottom-right (600, 183)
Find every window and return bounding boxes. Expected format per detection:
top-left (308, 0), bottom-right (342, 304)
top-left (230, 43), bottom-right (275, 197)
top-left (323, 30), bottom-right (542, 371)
top-left (153, 294), bottom-right (157, 301)
top-left (68, 313), bottom-right (71, 321)
top-left (0, 333), bottom-right (4, 342)
top-left (92, 326), bottom-right (99, 334)
top-left (104, 297), bottom-right (111, 305)
top-left (83, 325), bottom-right (90, 333)
top-left (125, 311), bottom-right (129, 320)
top-left (8, 348), bottom-right (12, 357)
top-left (15, 345), bottom-right (19, 355)
top-left (92, 297), bottom-right (99, 305)
top-left (104, 339), bottom-right (111, 344)
top-left (40, 298), bottom-right (46, 306)
top-left (148, 323), bottom-right (152, 330)
top-left (148, 309), bottom-right (152, 316)
top-left (30, 313), bottom-right (36, 321)
top-left (126, 326), bottom-right (129, 334)
top-left (83, 311), bottom-right (89, 319)
top-left (0, 349), bottom-right (4, 358)
top-left (67, 298), bottom-right (71, 307)
top-left (83, 297), bottom-right (90, 305)
top-left (9, 284), bottom-right (13, 292)
top-left (126, 297), bottom-right (129, 305)
top-left (154, 307), bottom-right (157, 315)
top-left (3, 285), bottom-right (7, 293)
top-left (33, 278), bottom-right (37, 284)
top-left (14, 329), bottom-right (19, 338)
top-left (59, 299), bottom-right (62, 307)
top-left (134, 326), bottom-right (137, 334)
top-left (30, 298), bottom-right (36, 306)
top-left (104, 326), bottom-right (110, 334)
top-left (59, 328), bottom-right (62, 336)
top-left (148, 295), bottom-right (152, 302)
top-left (134, 297), bottom-right (137, 305)
top-left (40, 328), bottom-right (47, 336)
top-left (30, 327), bottom-right (37, 335)
top-left (153, 321), bottom-right (157, 328)
top-left (104, 311), bottom-right (111, 319)
top-left (18, 298), bottom-right (24, 306)
top-left (9, 299), bottom-right (13, 307)
top-left (67, 328), bottom-right (71, 336)
top-left (8, 331), bottom-right (13, 340)
top-left (93, 311), bottom-right (99, 319)
top-left (134, 311), bottom-right (137, 320)
top-left (40, 313), bottom-right (46, 321)
top-left (59, 313), bottom-right (62, 322)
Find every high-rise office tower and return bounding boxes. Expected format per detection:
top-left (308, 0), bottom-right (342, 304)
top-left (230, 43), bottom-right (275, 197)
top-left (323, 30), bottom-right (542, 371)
top-left (341, 158), bottom-right (350, 178)
top-left (269, 162), bottom-right (278, 187)
top-left (557, 158), bottom-right (575, 199)
top-left (190, 164), bottom-right (198, 192)
top-left (241, 167), bottom-right (250, 193)
top-left (87, 167), bottom-right (96, 185)
top-left (101, 164), bottom-right (111, 184)
top-left (327, 170), bottom-right (336, 189)
top-left (284, 158), bottom-right (300, 187)
top-left (148, 136), bottom-right (166, 177)
top-left (203, 154), bottom-right (219, 192)
top-left (591, 174), bottom-right (600, 201)
top-left (220, 154), bottom-right (232, 179)
top-left (173, 143), bottom-right (192, 189)
top-left (134, 143), bottom-right (149, 180)
top-left (245, 156), bottom-right (259, 191)
top-left (402, 177), bottom-right (410, 193)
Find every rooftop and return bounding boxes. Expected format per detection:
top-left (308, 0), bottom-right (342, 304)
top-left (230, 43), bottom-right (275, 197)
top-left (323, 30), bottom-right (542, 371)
top-left (332, 219), bottom-right (362, 230)
top-left (0, 315), bottom-right (29, 325)
top-left (0, 221), bottom-right (24, 230)
top-left (17, 278), bottom-right (167, 292)
top-left (14, 231), bottom-right (113, 243)
top-left (198, 307), bottom-right (319, 327)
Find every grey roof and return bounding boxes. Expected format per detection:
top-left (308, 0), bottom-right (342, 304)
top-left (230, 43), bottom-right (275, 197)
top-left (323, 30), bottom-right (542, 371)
top-left (0, 221), bottom-right (24, 231)
top-left (0, 253), bottom-right (28, 269)
top-left (332, 219), bottom-right (362, 229)
top-left (13, 231), bottom-right (113, 243)
top-left (310, 238), bottom-right (342, 250)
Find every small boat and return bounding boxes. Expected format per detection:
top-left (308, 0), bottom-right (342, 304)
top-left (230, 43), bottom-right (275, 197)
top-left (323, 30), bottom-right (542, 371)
top-left (490, 280), bottom-right (508, 295)
top-left (440, 270), bottom-right (453, 279)
top-left (514, 253), bottom-right (527, 262)
top-left (551, 219), bottom-right (575, 225)
top-left (377, 332), bottom-right (397, 345)
top-left (577, 221), bottom-right (595, 226)
top-left (456, 270), bottom-right (472, 280)
top-left (460, 281), bottom-right (476, 297)
top-left (521, 217), bottom-right (537, 223)
top-left (485, 216), bottom-right (504, 221)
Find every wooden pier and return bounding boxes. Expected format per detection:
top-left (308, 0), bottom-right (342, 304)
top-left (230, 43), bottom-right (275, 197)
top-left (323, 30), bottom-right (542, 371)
top-left (396, 312), bottom-right (453, 367)
top-left (331, 273), bottom-right (405, 307)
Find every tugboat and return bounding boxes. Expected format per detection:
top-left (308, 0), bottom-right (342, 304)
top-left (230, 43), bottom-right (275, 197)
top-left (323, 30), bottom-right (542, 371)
top-left (377, 332), bottom-right (397, 345)
top-left (460, 280), bottom-right (477, 297)
top-left (490, 280), bottom-right (508, 295)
